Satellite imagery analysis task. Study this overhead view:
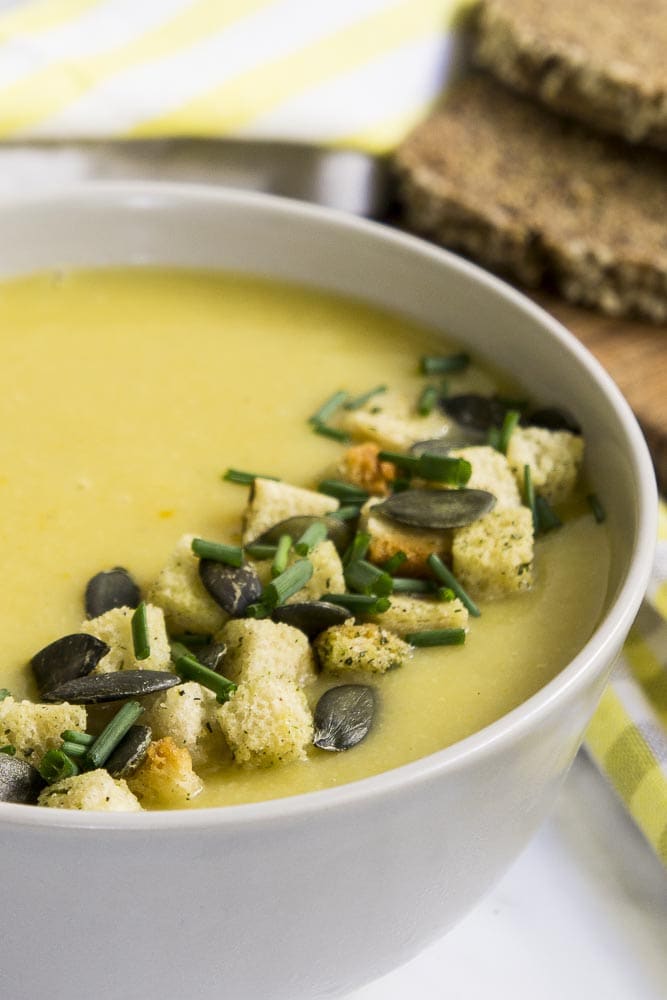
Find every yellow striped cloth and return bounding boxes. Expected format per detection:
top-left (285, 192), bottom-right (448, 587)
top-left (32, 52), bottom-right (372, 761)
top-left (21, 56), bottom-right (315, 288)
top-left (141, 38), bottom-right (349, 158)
top-left (0, 0), bottom-right (468, 152)
top-left (585, 500), bottom-right (667, 867)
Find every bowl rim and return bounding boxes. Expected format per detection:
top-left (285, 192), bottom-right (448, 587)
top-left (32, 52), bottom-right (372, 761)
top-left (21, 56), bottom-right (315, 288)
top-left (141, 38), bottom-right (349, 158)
top-left (0, 181), bottom-right (657, 831)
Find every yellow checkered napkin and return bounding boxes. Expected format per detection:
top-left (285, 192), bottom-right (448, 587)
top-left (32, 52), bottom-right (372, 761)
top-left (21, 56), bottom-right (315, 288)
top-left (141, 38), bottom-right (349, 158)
top-left (585, 501), bottom-right (667, 867)
top-left (0, 0), bottom-right (466, 152)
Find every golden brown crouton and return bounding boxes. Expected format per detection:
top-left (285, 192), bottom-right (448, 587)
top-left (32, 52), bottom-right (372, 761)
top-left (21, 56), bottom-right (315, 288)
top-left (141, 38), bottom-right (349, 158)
top-left (360, 498), bottom-right (451, 577)
top-left (337, 442), bottom-right (396, 496)
top-left (127, 737), bottom-right (203, 807)
top-left (314, 620), bottom-right (413, 674)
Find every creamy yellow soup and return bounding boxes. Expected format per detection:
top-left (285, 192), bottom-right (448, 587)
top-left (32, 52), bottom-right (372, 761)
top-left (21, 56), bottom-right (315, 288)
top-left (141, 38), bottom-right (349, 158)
top-left (0, 269), bottom-right (610, 808)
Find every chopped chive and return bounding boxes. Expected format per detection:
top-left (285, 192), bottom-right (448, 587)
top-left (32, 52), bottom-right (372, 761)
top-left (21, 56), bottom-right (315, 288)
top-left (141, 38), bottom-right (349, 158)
top-left (131, 601), bottom-right (151, 661)
top-left (86, 702), bottom-right (144, 770)
top-left (427, 553), bottom-right (481, 618)
top-left (390, 577), bottom-right (434, 593)
top-left (309, 390), bottom-right (348, 426)
top-left (175, 654), bottom-right (237, 704)
top-left (392, 477), bottom-right (411, 493)
top-left (60, 730), bottom-right (95, 747)
top-left (417, 385), bottom-right (439, 416)
top-left (344, 385), bottom-right (387, 410)
top-left (382, 551), bottom-right (408, 575)
top-left (245, 542), bottom-right (279, 559)
top-left (311, 422), bottom-right (350, 443)
top-left (271, 534), bottom-right (293, 578)
top-left (377, 450), bottom-right (472, 485)
top-left (262, 559), bottom-right (313, 608)
top-left (420, 353), bottom-right (470, 376)
top-left (318, 480), bottom-right (369, 503)
top-left (39, 749), bottom-right (80, 783)
top-left (61, 741), bottom-right (90, 759)
top-left (244, 603), bottom-right (271, 619)
top-left (323, 593), bottom-right (392, 614)
top-left (329, 505), bottom-right (362, 521)
top-left (170, 640), bottom-right (193, 662)
top-left (405, 628), bottom-right (466, 647)
top-left (169, 633), bottom-right (213, 648)
top-left (535, 495), bottom-right (562, 534)
top-left (0, 745), bottom-right (16, 756)
top-left (0, 688), bottom-right (10, 701)
top-left (342, 531), bottom-right (371, 567)
top-left (344, 559), bottom-right (394, 597)
top-left (489, 409), bottom-right (520, 454)
top-left (191, 538), bottom-right (244, 567)
top-left (436, 587), bottom-right (456, 602)
top-left (224, 469), bottom-right (280, 485)
top-left (294, 522), bottom-right (328, 556)
top-left (523, 465), bottom-right (538, 532)
top-left (587, 493), bottom-right (606, 524)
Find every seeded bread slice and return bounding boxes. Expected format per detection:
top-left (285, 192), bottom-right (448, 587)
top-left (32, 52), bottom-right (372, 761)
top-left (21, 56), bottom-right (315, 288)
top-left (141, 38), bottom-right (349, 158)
top-left (474, 0), bottom-right (667, 151)
top-left (394, 74), bottom-right (667, 322)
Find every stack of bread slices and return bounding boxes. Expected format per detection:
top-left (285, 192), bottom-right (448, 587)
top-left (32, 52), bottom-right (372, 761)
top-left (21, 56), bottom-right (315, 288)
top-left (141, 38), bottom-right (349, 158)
top-left (394, 0), bottom-right (667, 322)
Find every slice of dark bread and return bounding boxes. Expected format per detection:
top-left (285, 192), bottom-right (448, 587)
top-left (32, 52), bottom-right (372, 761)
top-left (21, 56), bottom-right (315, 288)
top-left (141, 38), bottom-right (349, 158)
top-left (473, 0), bottom-right (667, 150)
top-left (393, 74), bottom-right (667, 322)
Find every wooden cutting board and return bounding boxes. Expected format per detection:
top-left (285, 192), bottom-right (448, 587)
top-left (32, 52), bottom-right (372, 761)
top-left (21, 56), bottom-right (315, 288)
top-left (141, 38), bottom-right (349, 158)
top-left (530, 293), bottom-right (667, 496)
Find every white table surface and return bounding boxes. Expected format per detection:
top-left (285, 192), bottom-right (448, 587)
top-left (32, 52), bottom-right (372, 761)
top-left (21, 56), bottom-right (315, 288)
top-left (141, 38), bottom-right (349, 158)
top-left (349, 754), bottom-right (667, 1000)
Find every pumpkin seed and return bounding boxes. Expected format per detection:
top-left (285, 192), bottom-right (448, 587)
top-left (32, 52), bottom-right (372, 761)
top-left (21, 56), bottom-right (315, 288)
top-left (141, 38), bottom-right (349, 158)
top-left (104, 724), bottom-right (153, 779)
top-left (372, 488), bottom-right (496, 530)
top-left (199, 561), bottom-right (262, 616)
top-left (271, 601), bottom-right (352, 638)
top-left (42, 670), bottom-right (181, 704)
top-left (31, 633), bottom-right (110, 697)
top-left (526, 407), bottom-right (581, 435)
top-left (195, 641), bottom-right (228, 672)
top-left (85, 567), bottom-right (141, 618)
top-left (252, 515), bottom-right (353, 557)
top-left (441, 394), bottom-right (510, 430)
top-left (410, 429), bottom-right (486, 456)
top-left (0, 753), bottom-right (45, 804)
top-left (313, 684), bottom-right (376, 752)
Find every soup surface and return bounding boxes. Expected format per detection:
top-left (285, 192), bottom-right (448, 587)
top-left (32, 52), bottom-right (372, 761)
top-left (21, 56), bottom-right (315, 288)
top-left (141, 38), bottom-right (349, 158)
top-left (0, 269), bottom-right (610, 807)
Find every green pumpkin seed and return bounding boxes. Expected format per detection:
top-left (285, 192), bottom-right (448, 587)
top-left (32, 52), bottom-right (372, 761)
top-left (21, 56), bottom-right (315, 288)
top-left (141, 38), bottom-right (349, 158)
top-left (372, 488), bottom-right (496, 530)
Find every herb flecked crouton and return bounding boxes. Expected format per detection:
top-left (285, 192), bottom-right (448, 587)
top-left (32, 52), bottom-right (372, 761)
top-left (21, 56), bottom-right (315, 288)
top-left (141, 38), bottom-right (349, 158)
top-left (360, 498), bottom-right (451, 577)
top-left (217, 676), bottom-right (313, 767)
top-left (80, 603), bottom-right (172, 674)
top-left (452, 507), bottom-right (534, 600)
top-left (449, 445), bottom-right (521, 508)
top-left (143, 682), bottom-right (225, 767)
top-left (365, 594), bottom-right (469, 637)
top-left (314, 621), bottom-right (413, 674)
top-left (337, 442), bottom-right (396, 496)
top-left (0, 697), bottom-right (87, 766)
top-left (38, 769), bottom-right (142, 812)
top-left (339, 389), bottom-right (449, 450)
top-left (217, 618), bottom-right (316, 688)
top-left (242, 478), bottom-right (338, 544)
top-left (507, 427), bottom-right (584, 505)
top-left (147, 534), bottom-right (228, 635)
top-left (127, 737), bottom-right (203, 807)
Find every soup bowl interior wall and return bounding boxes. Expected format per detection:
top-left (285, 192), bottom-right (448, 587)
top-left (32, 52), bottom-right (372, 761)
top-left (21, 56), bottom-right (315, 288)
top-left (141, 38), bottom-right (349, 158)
top-left (0, 185), bottom-right (656, 1000)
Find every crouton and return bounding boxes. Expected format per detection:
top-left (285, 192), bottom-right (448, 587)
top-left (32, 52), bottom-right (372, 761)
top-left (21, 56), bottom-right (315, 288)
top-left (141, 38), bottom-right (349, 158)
top-left (242, 478), bottom-right (338, 544)
top-left (147, 534), bottom-right (228, 635)
top-left (365, 594), bottom-right (469, 637)
top-left (506, 427), bottom-right (584, 505)
top-left (38, 769), bottom-right (142, 812)
top-left (217, 675), bottom-right (313, 767)
top-left (249, 539), bottom-right (345, 605)
top-left (0, 697), bottom-right (87, 766)
top-left (340, 389), bottom-right (449, 450)
top-left (314, 621), bottom-right (413, 674)
top-left (127, 737), bottom-right (203, 807)
top-left (80, 603), bottom-right (172, 674)
top-left (337, 442), bottom-right (396, 496)
top-left (217, 618), bottom-right (316, 688)
top-left (452, 507), bottom-right (534, 600)
top-left (360, 497), bottom-right (451, 577)
top-left (143, 681), bottom-right (225, 767)
top-left (449, 445), bottom-right (521, 508)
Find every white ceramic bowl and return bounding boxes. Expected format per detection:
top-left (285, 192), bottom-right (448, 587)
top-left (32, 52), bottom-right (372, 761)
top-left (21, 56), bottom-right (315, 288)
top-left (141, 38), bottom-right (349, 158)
top-left (0, 185), bottom-right (656, 1000)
